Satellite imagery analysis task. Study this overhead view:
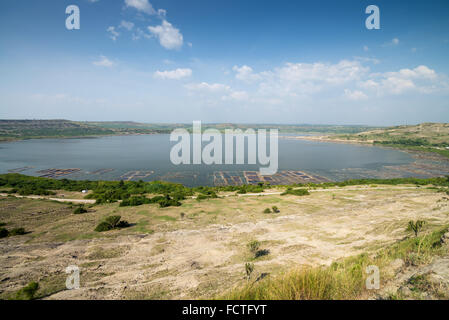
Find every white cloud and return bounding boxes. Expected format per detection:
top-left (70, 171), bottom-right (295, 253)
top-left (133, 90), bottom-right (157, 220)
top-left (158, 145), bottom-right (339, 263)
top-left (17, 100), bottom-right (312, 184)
top-left (344, 89), bottom-right (368, 101)
top-left (186, 61), bottom-right (448, 109)
top-left (185, 82), bottom-right (230, 92)
top-left (383, 38), bottom-right (400, 47)
top-left (93, 56), bottom-right (115, 67)
top-left (125, 0), bottom-right (155, 15)
top-left (361, 65), bottom-right (442, 95)
top-left (148, 20), bottom-right (183, 50)
top-left (354, 56), bottom-right (380, 65)
top-left (154, 68), bottom-right (192, 80)
top-left (222, 90), bottom-right (249, 101)
top-left (363, 45), bottom-right (369, 52)
top-left (252, 60), bottom-right (369, 98)
top-left (131, 28), bottom-right (152, 41)
top-left (232, 65), bottom-right (261, 82)
top-left (107, 26), bottom-right (119, 41)
top-left (120, 20), bottom-right (134, 31)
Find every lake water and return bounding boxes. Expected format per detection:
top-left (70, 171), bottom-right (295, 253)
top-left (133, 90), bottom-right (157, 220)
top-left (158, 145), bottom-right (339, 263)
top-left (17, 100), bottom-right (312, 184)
top-left (0, 134), bottom-right (443, 186)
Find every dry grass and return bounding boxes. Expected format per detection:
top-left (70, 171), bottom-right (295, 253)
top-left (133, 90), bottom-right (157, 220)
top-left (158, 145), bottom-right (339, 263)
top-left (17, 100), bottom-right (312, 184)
top-left (222, 226), bottom-right (449, 300)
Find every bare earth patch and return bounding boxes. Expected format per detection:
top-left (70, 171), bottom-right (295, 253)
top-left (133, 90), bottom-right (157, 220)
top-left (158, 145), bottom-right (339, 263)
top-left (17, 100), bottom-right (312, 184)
top-left (0, 186), bottom-right (448, 299)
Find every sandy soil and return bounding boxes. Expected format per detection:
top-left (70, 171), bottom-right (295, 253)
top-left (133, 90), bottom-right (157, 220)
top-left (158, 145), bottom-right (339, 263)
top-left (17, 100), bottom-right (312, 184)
top-left (0, 186), bottom-right (448, 300)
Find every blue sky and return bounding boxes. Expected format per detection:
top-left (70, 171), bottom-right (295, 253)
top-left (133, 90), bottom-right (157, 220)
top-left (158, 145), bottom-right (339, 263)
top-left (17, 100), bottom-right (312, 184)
top-left (0, 0), bottom-right (448, 125)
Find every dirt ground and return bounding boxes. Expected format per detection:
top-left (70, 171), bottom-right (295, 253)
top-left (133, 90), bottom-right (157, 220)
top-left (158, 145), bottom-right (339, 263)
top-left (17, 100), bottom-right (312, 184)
top-left (0, 185), bottom-right (448, 299)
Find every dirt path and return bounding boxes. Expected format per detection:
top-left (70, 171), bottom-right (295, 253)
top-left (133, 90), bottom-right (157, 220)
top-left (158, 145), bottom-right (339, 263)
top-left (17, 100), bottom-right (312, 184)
top-left (0, 193), bottom-right (96, 204)
top-left (235, 186), bottom-right (420, 197)
top-left (1, 186), bottom-right (419, 203)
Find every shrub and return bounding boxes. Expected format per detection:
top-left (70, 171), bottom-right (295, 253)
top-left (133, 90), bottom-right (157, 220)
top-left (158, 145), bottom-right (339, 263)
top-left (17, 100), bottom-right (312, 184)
top-left (94, 222), bottom-right (111, 232)
top-left (272, 206), bottom-right (280, 213)
top-left (196, 191), bottom-right (218, 201)
top-left (105, 216), bottom-right (121, 228)
top-left (281, 188), bottom-right (310, 196)
top-left (197, 194), bottom-right (209, 201)
top-left (408, 220), bottom-right (426, 237)
top-left (263, 208), bottom-right (272, 214)
top-left (158, 198), bottom-right (181, 208)
top-left (248, 240), bottom-right (261, 254)
top-left (74, 206), bottom-right (88, 214)
top-left (9, 228), bottom-right (26, 236)
top-left (255, 249), bottom-right (270, 258)
top-left (0, 222), bottom-right (6, 227)
top-left (245, 263), bottom-right (254, 281)
top-left (0, 227), bottom-right (9, 238)
top-left (15, 282), bottom-right (39, 300)
top-left (95, 215), bottom-right (129, 232)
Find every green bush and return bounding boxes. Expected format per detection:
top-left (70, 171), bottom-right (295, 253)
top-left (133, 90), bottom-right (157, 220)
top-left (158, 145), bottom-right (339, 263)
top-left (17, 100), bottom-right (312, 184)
top-left (281, 188), bottom-right (310, 196)
top-left (263, 208), bottom-right (272, 214)
top-left (9, 228), bottom-right (26, 236)
top-left (0, 227), bottom-right (9, 238)
top-left (197, 194), bottom-right (209, 201)
top-left (120, 194), bottom-right (181, 208)
top-left (74, 206), bottom-right (88, 214)
top-left (272, 206), bottom-right (280, 213)
top-left (15, 282), bottom-right (39, 300)
top-left (158, 198), bottom-right (181, 208)
top-left (95, 215), bottom-right (130, 232)
top-left (94, 221), bottom-right (111, 232)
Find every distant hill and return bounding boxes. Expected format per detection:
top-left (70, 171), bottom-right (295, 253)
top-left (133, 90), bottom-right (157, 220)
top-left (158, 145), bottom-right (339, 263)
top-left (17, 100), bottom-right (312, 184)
top-left (336, 123), bottom-right (449, 145)
top-left (0, 120), bottom-right (166, 141)
top-left (0, 120), bottom-right (380, 141)
top-left (330, 123), bottom-right (449, 157)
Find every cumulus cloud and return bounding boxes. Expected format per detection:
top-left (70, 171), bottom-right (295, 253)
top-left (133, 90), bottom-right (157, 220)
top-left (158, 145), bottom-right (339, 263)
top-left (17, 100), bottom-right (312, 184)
top-left (124, 0), bottom-right (155, 15)
top-left (249, 60), bottom-right (369, 98)
top-left (187, 61), bottom-right (448, 109)
top-left (232, 65), bottom-right (261, 82)
top-left (154, 68), bottom-right (192, 80)
top-left (344, 89), bottom-right (368, 100)
top-left (148, 20), bottom-right (183, 50)
top-left (185, 82), bottom-right (230, 92)
top-left (107, 26), bottom-right (119, 41)
top-left (92, 56), bottom-right (114, 67)
top-left (361, 65), bottom-right (442, 95)
top-left (120, 20), bottom-right (134, 31)
top-left (222, 90), bottom-right (249, 101)
top-left (383, 38), bottom-right (400, 47)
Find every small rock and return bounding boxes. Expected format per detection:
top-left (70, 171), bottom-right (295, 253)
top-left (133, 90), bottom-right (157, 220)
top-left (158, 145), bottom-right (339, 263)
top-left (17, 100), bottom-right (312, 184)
top-left (399, 286), bottom-right (412, 297)
top-left (440, 232), bottom-right (449, 245)
top-left (390, 258), bottom-right (405, 274)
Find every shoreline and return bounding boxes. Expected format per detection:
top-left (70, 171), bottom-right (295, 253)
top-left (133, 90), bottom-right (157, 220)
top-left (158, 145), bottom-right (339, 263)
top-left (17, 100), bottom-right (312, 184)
top-left (283, 135), bottom-right (449, 161)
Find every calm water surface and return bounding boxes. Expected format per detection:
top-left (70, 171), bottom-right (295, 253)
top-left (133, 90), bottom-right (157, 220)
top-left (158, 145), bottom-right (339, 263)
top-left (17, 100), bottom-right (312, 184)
top-left (0, 134), bottom-right (415, 186)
